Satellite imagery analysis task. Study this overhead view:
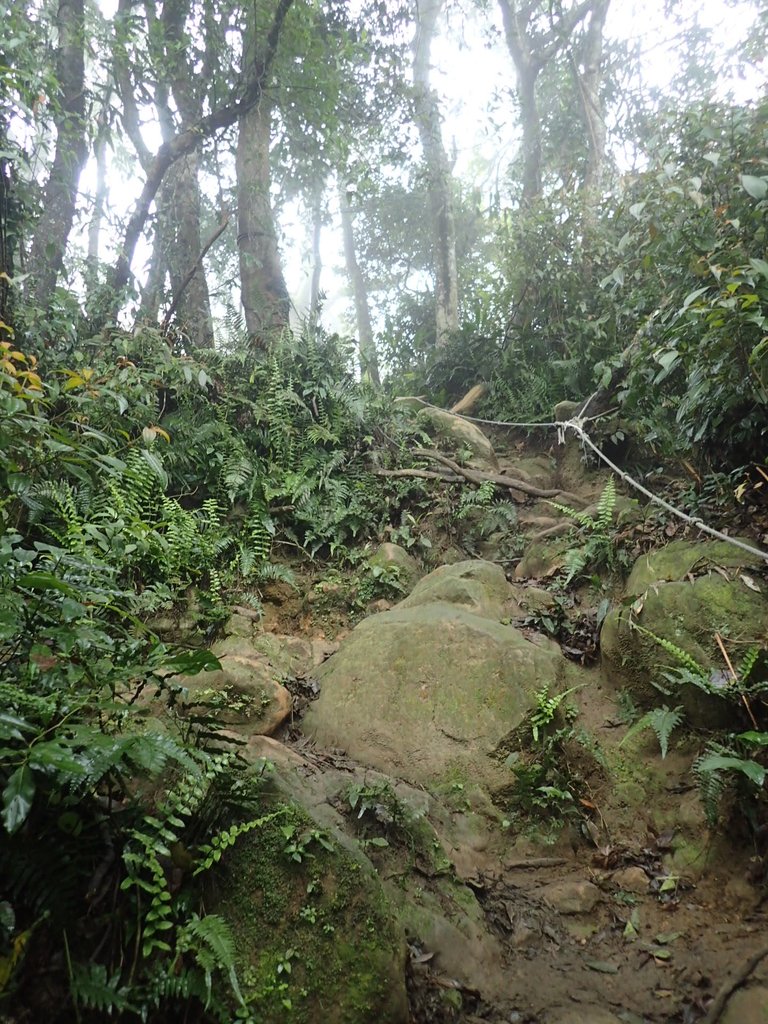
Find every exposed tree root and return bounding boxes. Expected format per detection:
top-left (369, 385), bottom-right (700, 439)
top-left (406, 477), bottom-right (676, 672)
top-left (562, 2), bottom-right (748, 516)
top-left (701, 942), bottom-right (768, 1024)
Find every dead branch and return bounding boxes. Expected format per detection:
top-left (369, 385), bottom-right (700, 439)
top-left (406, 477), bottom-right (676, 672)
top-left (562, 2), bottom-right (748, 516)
top-left (412, 448), bottom-right (588, 506)
top-left (375, 468), bottom-right (460, 482)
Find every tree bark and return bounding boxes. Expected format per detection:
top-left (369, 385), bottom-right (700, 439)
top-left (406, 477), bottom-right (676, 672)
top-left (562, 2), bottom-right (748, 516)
top-left (497, 0), bottom-right (596, 204)
top-left (159, 0), bottom-right (214, 347)
top-left (413, 0), bottom-right (459, 347)
top-left (28, 0), bottom-right (88, 311)
top-left (574, 0), bottom-right (611, 222)
top-left (338, 180), bottom-right (380, 385)
top-left (236, 96), bottom-right (290, 340)
top-left (101, 0), bottom-right (294, 326)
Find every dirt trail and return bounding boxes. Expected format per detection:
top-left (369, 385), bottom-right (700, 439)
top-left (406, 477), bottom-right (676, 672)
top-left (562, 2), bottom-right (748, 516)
top-left (260, 428), bottom-right (768, 1024)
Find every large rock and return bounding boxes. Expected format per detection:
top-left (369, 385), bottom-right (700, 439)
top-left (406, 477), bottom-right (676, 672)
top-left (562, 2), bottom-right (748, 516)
top-left (172, 635), bottom-right (295, 737)
top-left (368, 542), bottom-right (422, 593)
top-left (303, 561), bottom-right (565, 790)
top-left (398, 559), bottom-right (513, 619)
top-left (601, 539), bottom-right (768, 725)
top-left (217, 791), bottom-right (408, 1024)
top-left (394, 398), bottom-right (499, 470)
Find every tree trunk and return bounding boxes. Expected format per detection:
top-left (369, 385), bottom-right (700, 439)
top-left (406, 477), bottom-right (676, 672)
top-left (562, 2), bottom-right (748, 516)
top-left (164, 151), bottom-right (215, 347)
top-left (338, 180), bottom-right (380, 385)
top-left (309, 185), bottom-right (324, 328)
top-left (159, 0), bottom-right (214, 348)
top-left (413, 0), bottom-right (459, 348)
top-left (575, 0), bottom-right (610, 221)
top-left (236, 97), bottom-right (290, 341)
top-left (28, 0), bottom-right (88, 310)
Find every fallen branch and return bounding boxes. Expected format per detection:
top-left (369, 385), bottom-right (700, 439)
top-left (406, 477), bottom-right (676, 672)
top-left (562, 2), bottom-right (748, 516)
top-left (412, 448), bottom-right (588, 506)
top-left (375, 468), bottom-right (460, 482)
top-left (503, 857), bottom-right (568, 869)
top-left (527, 522), bottom-right (573, 543)
top-left (701, 942), bottom-right (768, 1024)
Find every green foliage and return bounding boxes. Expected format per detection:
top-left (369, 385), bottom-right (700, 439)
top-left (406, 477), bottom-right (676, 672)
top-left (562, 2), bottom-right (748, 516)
top-left (620, 705), bottom-right (685, 759)
top-left (630, 628), bottom-right (768, 831)
top-left (549, 477), bottom-right (619, 583)
top-left (503, 684), bottom-right (586, 834)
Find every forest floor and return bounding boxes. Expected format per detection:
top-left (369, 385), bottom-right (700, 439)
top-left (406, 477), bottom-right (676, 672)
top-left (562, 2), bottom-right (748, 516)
top-left (249, 426), bottom-right (768, 1024)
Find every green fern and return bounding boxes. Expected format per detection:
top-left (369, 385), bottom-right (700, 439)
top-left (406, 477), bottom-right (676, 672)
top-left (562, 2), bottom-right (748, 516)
top-left (548, 477), bottom-right (618, 583)
top-left (620, 704), bottom-right (684, 758)
top-left (69, 962), bottom-right (133, 1015)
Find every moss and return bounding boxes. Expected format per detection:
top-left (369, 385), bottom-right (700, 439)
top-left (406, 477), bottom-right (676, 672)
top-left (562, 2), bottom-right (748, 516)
top-left (216, 802), bottom-right (407, 1024)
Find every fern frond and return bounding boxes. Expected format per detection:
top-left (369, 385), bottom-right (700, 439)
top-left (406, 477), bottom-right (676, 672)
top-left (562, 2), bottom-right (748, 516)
top-left (595, 476), bottom-right (617, 531)
top-left (70, 962), bottom-right (132, 1014)
top-left (620, 704), bottom-right (684, 758)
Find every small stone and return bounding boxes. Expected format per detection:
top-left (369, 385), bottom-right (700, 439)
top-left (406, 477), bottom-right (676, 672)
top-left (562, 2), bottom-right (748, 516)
top-left (613, 866), bottom-right (650, 894)
top-left (540, 880), bottom-right (601, 915)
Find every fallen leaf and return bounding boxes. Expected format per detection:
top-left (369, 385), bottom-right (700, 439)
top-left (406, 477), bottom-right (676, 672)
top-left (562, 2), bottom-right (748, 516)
top-left (740, 574), bottom-right (761, 593)
top-left (586, 960), bottom-right (619, 974)
top-left (654, 932), bottom-right (681, 945)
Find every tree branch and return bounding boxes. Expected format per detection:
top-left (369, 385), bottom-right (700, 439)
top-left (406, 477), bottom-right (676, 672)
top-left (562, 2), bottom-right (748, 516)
top-left (161, 216), bottom-right (230, 332)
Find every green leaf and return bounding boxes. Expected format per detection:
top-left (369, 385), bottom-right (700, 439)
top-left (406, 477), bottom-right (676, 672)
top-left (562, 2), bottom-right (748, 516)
top-left (161, 650), bottom-right (222, 675)
top-left (141, 449), bottom-right (168, 488)
top-left (16, 571), bottom-right (76, 596)
top-left (737, 731), bottom-right (768, 747)
top-left (2, 764), bottom-right (35, 833)
top-left (696, 755), bottom-right (765, 786)
top-left (741, 175), bottom-right (767, 200)
top-left (748, 258), bottom-right (768, 280)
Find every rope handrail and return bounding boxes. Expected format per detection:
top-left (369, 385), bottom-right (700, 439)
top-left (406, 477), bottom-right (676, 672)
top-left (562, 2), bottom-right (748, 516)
top-left (403, 396), bottom-right (768, 566)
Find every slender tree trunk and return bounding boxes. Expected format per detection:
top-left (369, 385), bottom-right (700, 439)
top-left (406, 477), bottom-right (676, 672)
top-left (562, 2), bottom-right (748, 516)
top-left (309, 185), bottom-right (323, 327)
top-left (236, 97), bottom-right (290, 341)
top-left (517, 66), bottom-right (542, 201)
top-left (159, 0), bottom-right (214, 347)
top-left (413, 0), bottom-right (459, 348)
top-left (338, 181), bottom-right (380, 385)
top-left (28, 0), bottom-right (88, 310)
top-left (575, 0), bottom-right (610, 220)
top-left (87, 111), bottom-right (108, 263)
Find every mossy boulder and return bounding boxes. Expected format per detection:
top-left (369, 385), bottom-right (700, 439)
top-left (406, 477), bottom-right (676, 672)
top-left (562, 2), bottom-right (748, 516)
top-left (368, 542), bottom-right (422, 593)
top-left (624, 538), bottom-right (764, 593)
top-left (217, 802), bottom-right (407, 1024)
top-left (394, 398), bottom-right (498, 470)
top-left (601, 540), bottom-right (768, 726)
top-left (303, 577), bottom-right (565, 790)
top-left (173, 647), bottom-right (292, 736)
top-left (397, 559), bottom-right (512, 619)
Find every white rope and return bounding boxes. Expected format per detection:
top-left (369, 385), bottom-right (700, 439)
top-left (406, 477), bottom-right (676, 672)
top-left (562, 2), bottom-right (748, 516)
top-left (406, 397), bottom-right (768, 566)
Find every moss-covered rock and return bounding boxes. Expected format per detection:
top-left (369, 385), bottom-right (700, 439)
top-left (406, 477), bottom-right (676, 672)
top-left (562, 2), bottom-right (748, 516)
top-left (303, 599), bottom-right (565, 791)
top-left (174, 649), bottom-right (292, 736)
top-left (601, 540), bottom-right (768, 726)
top-left (217, 803), bottom-right (407, 1024)
top-left (624, 538), bottom-right (764, 594)
top-left (397, 559), bottom-right (512, 620)
top-left (368, 543), bottom-right (422, 593)
top-left (393, 398), bottom-right (498, 470)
